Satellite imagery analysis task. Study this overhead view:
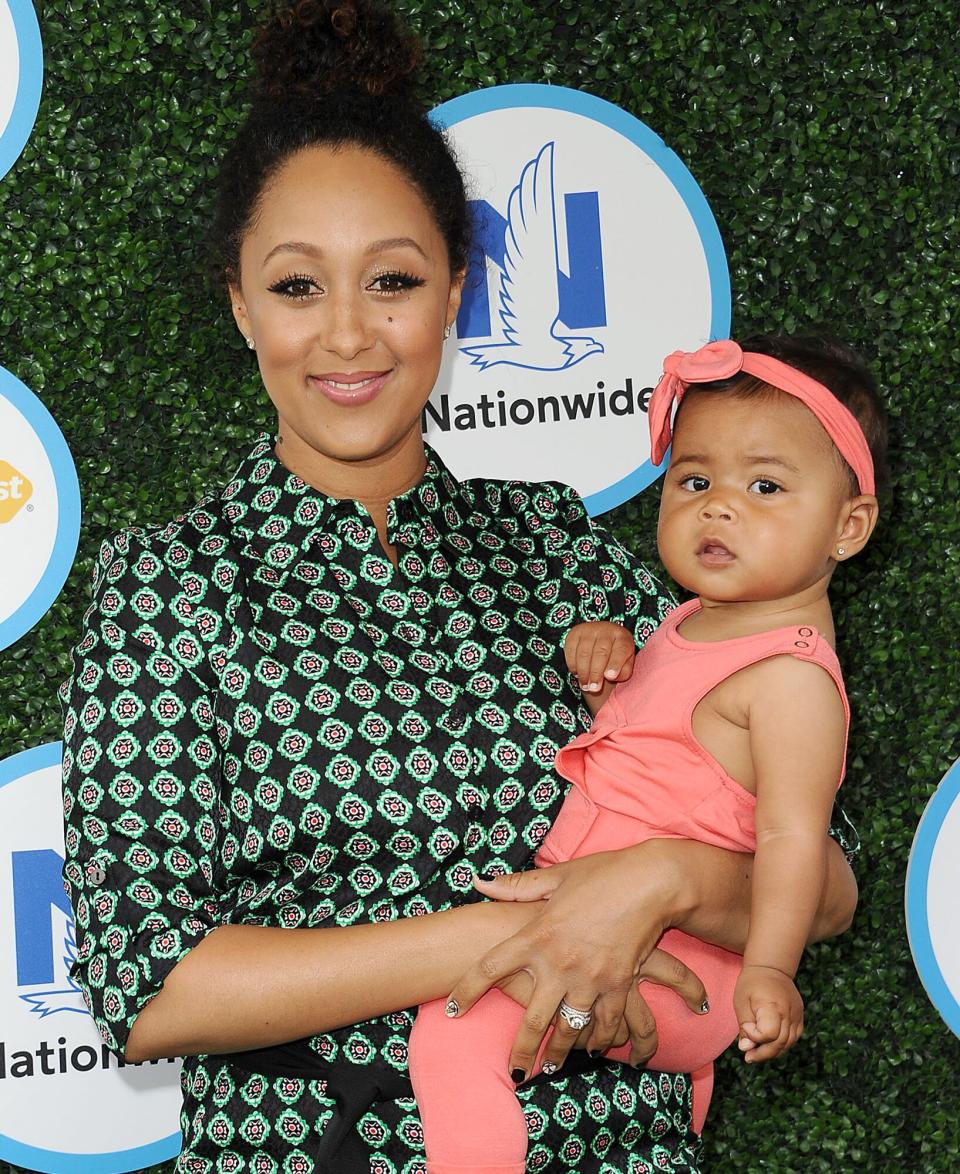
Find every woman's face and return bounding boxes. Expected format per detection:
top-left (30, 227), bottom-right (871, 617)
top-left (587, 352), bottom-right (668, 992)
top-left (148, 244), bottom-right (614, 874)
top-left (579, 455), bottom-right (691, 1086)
top-left (230, 145), bottom-right (462, 472)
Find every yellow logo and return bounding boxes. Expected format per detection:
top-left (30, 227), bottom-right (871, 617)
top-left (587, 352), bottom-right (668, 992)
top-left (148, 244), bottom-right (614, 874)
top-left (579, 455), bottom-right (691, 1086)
top-left (0, 460), bottom-right (33, 523)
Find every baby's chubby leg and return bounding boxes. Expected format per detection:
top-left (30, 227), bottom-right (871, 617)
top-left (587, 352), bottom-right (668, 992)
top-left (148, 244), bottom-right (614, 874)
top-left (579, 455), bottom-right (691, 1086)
top-left (601, 928), bottom-right (740, 1133)
top-left (602, 931), bottom-right (739, 1072)
top-left (409, 991), bottom-right (530, 1174)
top-left (638, 930), bottom-right (740, 1073)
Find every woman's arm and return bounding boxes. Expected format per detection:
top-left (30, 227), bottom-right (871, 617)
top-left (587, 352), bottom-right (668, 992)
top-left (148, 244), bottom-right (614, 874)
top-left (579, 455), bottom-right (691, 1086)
top-left (449, 832), bottom-right (857, 1078)
top-left (663, 834), bottom-right (856, 950)
top-left (126, 898), bottom-right (541, 1061)
top-left (64, 534), bottom-right (543, 1066)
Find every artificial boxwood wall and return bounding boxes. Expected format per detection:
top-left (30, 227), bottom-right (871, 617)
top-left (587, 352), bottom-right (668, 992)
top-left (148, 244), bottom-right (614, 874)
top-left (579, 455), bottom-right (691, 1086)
top-left (2, 0), bottom-right (958, 1170)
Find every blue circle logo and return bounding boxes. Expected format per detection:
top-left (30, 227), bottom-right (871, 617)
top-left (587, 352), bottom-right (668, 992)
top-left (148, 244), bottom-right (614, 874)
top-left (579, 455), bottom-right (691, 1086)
top-left (427, 84), bottom-right (730, 515)
top-left (0, 0), bottom-right (43, 182)
top-left (906, 757), bottom-right (960, 1038)
top-left (0, 367), bottom-right (81, 651)
top-left (0, 744), bottom-right (182, 1172)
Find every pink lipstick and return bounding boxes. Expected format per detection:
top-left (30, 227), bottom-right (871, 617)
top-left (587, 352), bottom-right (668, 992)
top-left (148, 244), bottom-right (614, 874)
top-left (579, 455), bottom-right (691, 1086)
top-left (309, 370), bottom-right (391, 406)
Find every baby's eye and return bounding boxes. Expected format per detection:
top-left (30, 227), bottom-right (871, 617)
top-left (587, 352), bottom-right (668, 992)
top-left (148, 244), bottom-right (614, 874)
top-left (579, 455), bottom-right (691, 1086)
top-left (369, 271), bottom-right (426, 295)
top-left (269, 274), bottom-right (321, 300)
top-left (749, 478), bottom-right (782, 495)
top-left (678, 474), bottom-right (710, 492)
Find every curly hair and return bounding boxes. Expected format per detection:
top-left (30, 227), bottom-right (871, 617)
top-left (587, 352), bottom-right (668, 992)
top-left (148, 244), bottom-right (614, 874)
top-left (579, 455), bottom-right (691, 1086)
top-left (213, 0), bottom-right (470, 282)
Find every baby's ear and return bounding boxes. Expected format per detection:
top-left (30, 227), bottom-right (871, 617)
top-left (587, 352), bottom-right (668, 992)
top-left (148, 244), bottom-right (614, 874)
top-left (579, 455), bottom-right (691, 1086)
top-left (836, 494), bottom-right (879, 559)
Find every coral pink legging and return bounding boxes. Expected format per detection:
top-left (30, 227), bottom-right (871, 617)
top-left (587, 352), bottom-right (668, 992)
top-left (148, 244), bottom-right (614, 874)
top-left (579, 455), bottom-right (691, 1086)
top-left (409, 826), bottom-right (742, 1173)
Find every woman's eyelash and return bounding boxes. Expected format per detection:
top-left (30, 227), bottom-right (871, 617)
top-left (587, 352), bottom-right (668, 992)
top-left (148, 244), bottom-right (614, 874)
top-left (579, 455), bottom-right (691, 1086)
top-left (268, 273), bottom-right (318, 299)
top-left (266, 271), bottom-right (427, 299)
top-left (371, 270), bottom-right (427, 293)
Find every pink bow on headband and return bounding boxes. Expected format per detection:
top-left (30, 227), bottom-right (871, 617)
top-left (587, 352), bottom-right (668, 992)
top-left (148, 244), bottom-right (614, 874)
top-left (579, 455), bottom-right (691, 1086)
top-left (647, 339), bottom-right (876, 496)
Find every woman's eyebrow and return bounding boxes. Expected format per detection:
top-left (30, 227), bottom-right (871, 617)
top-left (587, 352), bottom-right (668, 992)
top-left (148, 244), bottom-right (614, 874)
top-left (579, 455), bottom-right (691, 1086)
top-left (365, 236), bottom-right (428, 259)
top-left (262, 237), bottom-right (428, 264)
top-left (263, 240), bottom-right (323, 263)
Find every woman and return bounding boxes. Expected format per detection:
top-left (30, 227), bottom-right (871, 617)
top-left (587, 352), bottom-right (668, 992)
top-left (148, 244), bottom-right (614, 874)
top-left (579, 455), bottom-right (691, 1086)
top-left (59, 2), bottom-right (857, 1169)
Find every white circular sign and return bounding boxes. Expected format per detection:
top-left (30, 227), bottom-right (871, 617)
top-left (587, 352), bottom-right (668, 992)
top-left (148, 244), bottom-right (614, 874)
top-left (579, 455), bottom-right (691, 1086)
top-left (906, 758), bottom-right (960, 1038)
top-left (0, 744), bottom-right (182, 1172)
top-left (0, 366), bottom-right (81, 651)
top-left (427, 84), bottom-right (730, 515)
top-left (0, 0), bottom-right (42, 182)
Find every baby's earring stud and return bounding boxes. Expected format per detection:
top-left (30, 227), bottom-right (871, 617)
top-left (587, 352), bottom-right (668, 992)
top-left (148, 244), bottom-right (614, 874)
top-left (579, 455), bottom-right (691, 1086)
top-left (443, 324), bottom-right (451, 340)
top-left (837, 545), bottom-right (846, 557)
top-left (246, 336), bottom-right (256, 350)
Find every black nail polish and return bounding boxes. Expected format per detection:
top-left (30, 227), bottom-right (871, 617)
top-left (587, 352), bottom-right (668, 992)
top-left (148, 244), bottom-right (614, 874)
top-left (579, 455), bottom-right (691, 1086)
top-left (588, 1049), bottom-right (601, 1058)
top-left (511, 1068), bottom-right (525, 1084)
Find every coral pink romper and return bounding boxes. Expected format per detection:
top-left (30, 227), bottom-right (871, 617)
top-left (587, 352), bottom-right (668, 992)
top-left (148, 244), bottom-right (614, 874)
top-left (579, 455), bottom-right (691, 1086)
top-left (410, 598), bottom-right (849, 1173)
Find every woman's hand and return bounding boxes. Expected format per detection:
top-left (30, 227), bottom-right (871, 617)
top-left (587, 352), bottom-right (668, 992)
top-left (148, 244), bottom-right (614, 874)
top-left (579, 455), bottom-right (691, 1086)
top-left (489, 949), bottom-right (693, 1076)
top-left (446, 846), bottom-right (708, 1080)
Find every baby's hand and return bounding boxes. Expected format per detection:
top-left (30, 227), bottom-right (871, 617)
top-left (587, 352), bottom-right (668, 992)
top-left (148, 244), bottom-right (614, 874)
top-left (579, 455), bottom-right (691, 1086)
top-left (733, 964), bottom-right (804, 1063)
top-left (564, 622), bottom-right (636, 695)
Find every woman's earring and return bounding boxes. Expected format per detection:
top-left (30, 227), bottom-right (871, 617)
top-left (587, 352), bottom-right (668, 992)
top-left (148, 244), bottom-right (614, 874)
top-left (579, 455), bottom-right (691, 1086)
top-left (246, 337), bottom-right (256, 350)
top-left (837, 545), bottom-right (846, 557)
top-left (443, 324), bottom-right (451, 341)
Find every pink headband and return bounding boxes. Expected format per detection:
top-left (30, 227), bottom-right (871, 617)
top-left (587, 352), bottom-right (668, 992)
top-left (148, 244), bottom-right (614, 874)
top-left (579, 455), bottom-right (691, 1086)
top-left (648, 339), bottom-right (875, 495)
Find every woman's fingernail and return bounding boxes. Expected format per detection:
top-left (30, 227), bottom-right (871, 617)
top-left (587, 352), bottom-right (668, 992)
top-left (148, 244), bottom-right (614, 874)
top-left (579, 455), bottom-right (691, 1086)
top-left (699, 999), bottom-right (710, 1015)
top-left (444, 999), bottom-right (459, 1018)
top-left (588, 1049), bottom-right (601, 1058)
top-left (541, 1060), bottom-right (558, 1075)
top-left (511, 1068), bottom-right (526, 1084)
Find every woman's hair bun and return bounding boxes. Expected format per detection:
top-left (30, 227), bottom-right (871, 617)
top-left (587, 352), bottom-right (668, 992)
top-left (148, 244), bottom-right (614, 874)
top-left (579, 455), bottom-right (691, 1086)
top-left (252, 0), bottom-right (422, 101)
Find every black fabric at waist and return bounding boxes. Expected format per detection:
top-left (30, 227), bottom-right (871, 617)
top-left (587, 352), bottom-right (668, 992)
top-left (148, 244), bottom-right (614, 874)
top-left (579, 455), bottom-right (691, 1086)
top-left (217, 1037), bottom-right (609, 1170)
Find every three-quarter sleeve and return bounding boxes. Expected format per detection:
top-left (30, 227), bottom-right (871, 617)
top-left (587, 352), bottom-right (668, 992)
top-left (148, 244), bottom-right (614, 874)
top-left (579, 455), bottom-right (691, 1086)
top-left (59, 528), bottom-right (222, 1054)
top-left (553, 482), bottom-right (676, 645)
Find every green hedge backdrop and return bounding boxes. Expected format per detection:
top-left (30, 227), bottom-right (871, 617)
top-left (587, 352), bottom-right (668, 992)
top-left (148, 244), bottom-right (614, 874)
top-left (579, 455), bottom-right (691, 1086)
top-left (2, 0), bottom-right (959, 1169)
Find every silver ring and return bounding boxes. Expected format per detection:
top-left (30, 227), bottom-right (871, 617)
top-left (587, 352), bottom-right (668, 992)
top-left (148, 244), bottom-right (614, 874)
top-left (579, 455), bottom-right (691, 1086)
top-left (558, 1000), bottom-right (593, 1031)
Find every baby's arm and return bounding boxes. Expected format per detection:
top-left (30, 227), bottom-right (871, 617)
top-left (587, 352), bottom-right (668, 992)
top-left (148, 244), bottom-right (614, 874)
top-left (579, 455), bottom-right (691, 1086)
top-left (735, 656), bottom-right (847, 1063)
top-left (564, 621), bottom-right (636, 715)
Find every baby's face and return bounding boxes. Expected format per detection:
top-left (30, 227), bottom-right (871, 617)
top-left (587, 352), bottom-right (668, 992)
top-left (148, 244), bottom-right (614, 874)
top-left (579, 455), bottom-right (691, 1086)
top-left (656, 390), bottom-right (854, 604)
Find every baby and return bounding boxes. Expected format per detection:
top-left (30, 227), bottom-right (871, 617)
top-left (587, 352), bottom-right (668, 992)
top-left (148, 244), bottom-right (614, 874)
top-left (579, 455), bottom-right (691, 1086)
top-left (409, 334), bottom-right (886, 1173)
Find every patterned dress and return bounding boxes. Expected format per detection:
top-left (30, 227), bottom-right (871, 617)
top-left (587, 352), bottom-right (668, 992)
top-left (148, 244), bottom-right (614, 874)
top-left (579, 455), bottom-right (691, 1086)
top-left (59, 432), bottom-right (708, 1172)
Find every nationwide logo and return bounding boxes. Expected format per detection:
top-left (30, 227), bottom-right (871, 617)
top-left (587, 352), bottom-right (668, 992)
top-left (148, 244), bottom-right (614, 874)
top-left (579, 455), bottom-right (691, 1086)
top-left (0, 0), bottom-right (43, 183)
top-left (0, 458), bottom-right (32, 522)
top-left (426, 84), bottom-right (730, 516)
top-left (0, 744), bottom-right (182, 1169)
top-left (460, 142), bottom-right (604, 373)
top-left (11, 844), bottom-right (85, 1019)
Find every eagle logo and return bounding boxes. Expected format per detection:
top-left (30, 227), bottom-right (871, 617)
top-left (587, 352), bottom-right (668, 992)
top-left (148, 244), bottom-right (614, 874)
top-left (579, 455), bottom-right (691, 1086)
top-left (461, 142), bottom-right (605, 372)
top-left (19, 911), bottom-right (87, 1017)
